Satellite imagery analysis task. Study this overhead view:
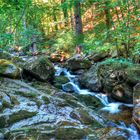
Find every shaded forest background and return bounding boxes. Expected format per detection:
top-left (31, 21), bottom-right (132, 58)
top-left (0, 0), bottom-right (140, 61)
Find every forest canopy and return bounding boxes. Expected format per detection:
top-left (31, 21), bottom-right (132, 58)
top-left (0, 0), bottom-right (140, 61)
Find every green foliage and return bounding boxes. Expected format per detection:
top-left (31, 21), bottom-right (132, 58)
top-left (99, 58), bottom-right (133, 70)
top-left (46, 30), bottom-right (76, 53)
top-left (0, 0), bottom-right (139, 63)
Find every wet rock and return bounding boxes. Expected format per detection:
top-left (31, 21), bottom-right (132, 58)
top-left (87, 127), bottom-right (127, 140)
top-left (53, 76), bottom-right (70, 89)
top-left (79, 65), bottom-right (102, 92)
top-left (99, 105), bottom-right (133, 125)
top-left (0, 107), bottom-right (37, 128)
top-left (133, 83), bottom-right (140, 129)
top-left (23, 56), bottom-right (55, 82)
top-left (66, 55), bottom-right (92, 71)
top-left (62, 82), bottom-right (78, 92)
top-left (70, 108), bottom-right (102, 126)
top-left (0, 78), bottom-right (99, 140)
top-left (77, 94), bottom-right (103, 109)
top-left (0, 59), bottom-right (20, 79)
top-left (55, 92), bottom-right (84, 107)
top-left (79, 59), bottom-right (140, 103)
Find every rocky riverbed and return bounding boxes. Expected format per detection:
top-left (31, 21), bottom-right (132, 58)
top-left (0, 50), bottom-right (139, 140)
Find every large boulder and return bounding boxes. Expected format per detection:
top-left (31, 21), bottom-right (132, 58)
top-left (98, 59), bottom-right (140, 103)
top-left (78, 65), bottom-right (102, 92)
top-left (0, 59), bottom-right (20, 79)
top-left (79, 59), bottom-right (140, 103)
top-left (23, 56), bottom-right (55, 82)
top-left (66, 55), bottom-right (92, 71)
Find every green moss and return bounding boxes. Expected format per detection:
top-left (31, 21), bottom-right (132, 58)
top-left (2, 100), bottom-right (11, 108)
top-left (99, 58), bottom-right (133, 70)
top-left (15, 91), bottom-right (37, 98)
top-left (55, 127), bottom-right (88, 140)
top-left (8, 110), bottom-right (37, 125)
top-left (54, 76), bottom-right (70, 89)
top-left (0, 59), bottom-right (20, 78)
top-left (126, 66), bottom-right (140, 84)
top-left (42, 96), bottom-right (50, 104)
top-left (10, 95), bottom-right (20, 105)
top-left (0, 59), bottom-right (9, 73)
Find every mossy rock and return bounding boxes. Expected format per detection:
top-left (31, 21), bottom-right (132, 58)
top-left (10, 95), bottom-right (20, 105)
top-left (78, 65), bottom-right (102, 92)
top-left (53, 76), bottom-right (70, 89)
top-left (42, 95), bottom-right (50, 104)
top-left (23, 56), bottom-right (55, 82)
top-left (126, 65), bottom-right (140, 85)
top-left (55, 127), bottom-right (88, 140)
top-left (8, 110), bottom-right (37, 125)
top-left (0, 110), bottom-right (37, 128)
top-left (77, 94), bottom-right (103, 109)
top-left (96, 59), bottom-right (139, 102)
top-left (0, 59), bottom-right (20, 79)
top-left (66, 55), bottom-right (92, 71)
top-left (15, 90), bottom-right (37, 98)
top-left (70, 108), bottom-right (102, 126)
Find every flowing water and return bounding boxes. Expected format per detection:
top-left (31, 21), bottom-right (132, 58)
top-left (55, 65), bottom-right (140, 140)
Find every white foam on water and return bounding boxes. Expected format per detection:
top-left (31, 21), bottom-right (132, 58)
top-left (55, 66), bottom-right (139, 140)
top-left (55, 66), bottom-right (133, 114)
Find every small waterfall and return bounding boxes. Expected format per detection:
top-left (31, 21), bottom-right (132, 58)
top-left (54, 66), bottom-right (140, 140)
top-left (55, 65), bottom-right (134, 114)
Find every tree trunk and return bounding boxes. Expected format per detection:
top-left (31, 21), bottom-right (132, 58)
top-left (74, 1), bottom-right (83, 44)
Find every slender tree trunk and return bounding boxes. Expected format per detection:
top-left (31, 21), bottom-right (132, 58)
top-left (74, 1), bottom-right (83, 44)
top-left (74, 1), bottom-right (83, 35)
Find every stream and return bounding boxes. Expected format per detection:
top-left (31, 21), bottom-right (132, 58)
top-left (55, 65), bottom-right (140, 140)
